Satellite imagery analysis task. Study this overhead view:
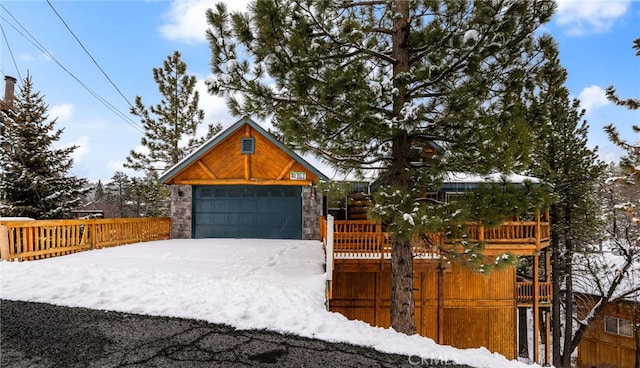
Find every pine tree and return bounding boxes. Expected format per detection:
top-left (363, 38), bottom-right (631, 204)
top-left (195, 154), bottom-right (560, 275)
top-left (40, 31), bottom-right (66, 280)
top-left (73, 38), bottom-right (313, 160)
top-left (126, 50), bottom-right (223, 171)
top-left (574, 163), bottom-right (640, 368)
top-left (107, 171), bottom-right (130, 218)
top-left (206, 0), bottom-right (554, 333)
top-left (94, 180), bottom-right (106, 202)
top-left (601, 40), bottom-right (640, 368)
top-left (603, 37), bottom-right (640, 227)
top-left (140, 170), bottom-right (170, 217)
top-left (527, 40), bottom-right (606, 367)
top-left (0, 75), bottom-right (89, 219)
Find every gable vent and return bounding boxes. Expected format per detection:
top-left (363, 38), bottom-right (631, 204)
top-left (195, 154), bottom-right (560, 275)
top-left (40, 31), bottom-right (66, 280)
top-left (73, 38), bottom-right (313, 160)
top-left (241, 137), bottom-right (255, 154)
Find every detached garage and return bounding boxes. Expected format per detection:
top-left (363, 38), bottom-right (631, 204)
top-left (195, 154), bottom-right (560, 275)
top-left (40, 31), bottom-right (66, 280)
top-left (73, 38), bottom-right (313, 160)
top-left (160, 117), bottom-right (328, 240)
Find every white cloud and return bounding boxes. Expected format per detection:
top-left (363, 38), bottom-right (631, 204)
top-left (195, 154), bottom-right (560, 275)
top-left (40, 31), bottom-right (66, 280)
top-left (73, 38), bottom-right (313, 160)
top-left (106, 160), bottom-right (140, 178)
top-left (18, 53), bottom-right (36, 62)
top-left (50, 103), bottom-right (74, 122)
top-left (578, 85), bottom-right (610, 113)
top-left (159, 0), bottom-right (251, 43)
top-left (65, 136), bottom-right (90, 163)
top-left (554, 0), bottom-right (630, 35)
top-left (195, 77), bottom-right (231, 124)
top-left (130, 144), bottom-right (150, 157)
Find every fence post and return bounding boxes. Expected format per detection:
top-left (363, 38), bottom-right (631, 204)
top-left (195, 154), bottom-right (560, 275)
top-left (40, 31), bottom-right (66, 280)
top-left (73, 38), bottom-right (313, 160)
top-left (535, 209), bottom-right (541, 252)
top-left (90, 223), bottom-right (97, 250)
top-left (0, 225), bottom-right (10, 261)
top-left (326, 215), bottom-right (334, 309)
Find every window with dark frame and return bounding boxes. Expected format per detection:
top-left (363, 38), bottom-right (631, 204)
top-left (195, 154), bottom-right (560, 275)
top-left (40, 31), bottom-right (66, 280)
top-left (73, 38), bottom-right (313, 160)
top-left (604, 315), bottom-right (633, 337)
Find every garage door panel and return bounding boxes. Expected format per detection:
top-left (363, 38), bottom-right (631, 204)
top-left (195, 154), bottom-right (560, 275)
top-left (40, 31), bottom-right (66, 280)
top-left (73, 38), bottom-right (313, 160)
top-left (255, 199), bottom-right (269, 212)
top-left (256, 213), bottom-right (270, 224)
top-left (193, 185), bottom-right (302, 239)
top-left (268, 214), bottom-right (285, 225)
top-left (196, 214), bottom-right (214, 225)
top-left (241, 201), bottom-right (257, 211)
top-left (227, 201), bottom-right (243, 211)
top-left (270, 202), bottom-right (284, 212)
top-left (227, 213), bottom-right (247, 224)
top-left (195, 201), bottom-right (209, 211)
top-left (229, 226), bottom-right (250, 238)
top-left (212, 201), bottom-right (227, 211)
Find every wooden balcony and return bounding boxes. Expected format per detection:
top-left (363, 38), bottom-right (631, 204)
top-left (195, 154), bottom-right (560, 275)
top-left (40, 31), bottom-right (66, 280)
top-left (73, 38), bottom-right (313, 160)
top-left (321, 216), bottom-right (553, 305)
top-left (320, 216), bottom-right (550, 261)
top-left (516, 281), bottom-right (553, 306)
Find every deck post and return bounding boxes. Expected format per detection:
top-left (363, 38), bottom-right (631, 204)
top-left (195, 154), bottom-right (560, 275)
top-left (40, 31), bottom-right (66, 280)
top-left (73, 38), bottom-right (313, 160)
top-left (545, 249), bottom-right (551, 283)
top-left (533, 252), bottom-right (540, 364)
top-left (535, 209), bottom-right (541, 252)
top-left (90, 223), bottom-right (97, 250)
top-left (437, 263), bottom-right (445, 344)
top-left (545, 308), bottom-right (551, 365)
top-left (0, 225), bottom-right (9, 261)
top-left (376, 222), bottom-right (384, 260)
top-left (326, 215), bottom-right (334, 305)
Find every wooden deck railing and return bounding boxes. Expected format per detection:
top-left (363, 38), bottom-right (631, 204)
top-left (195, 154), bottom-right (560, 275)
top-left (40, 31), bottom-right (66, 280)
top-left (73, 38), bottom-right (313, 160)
top-left (321, 216), bottom-right (553, 305)
top-left (0, 217), bottom-right (170, 262)
top-left (516, 281), bottom-right (553, 305)
top-left (464, 221), bottom-right (550, 244)
top-left (320, 217), bottom-right (550, 259)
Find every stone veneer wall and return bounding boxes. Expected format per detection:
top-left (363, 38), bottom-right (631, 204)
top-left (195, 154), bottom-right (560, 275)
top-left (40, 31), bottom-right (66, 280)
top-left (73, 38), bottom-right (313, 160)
top-left (302, 185), bottom-right (323, 240)
top-left (170, 185), bottom-right (192, 239)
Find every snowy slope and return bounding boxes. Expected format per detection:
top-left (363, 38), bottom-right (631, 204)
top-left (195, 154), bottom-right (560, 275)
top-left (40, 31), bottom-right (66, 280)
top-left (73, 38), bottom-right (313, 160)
top-left (0, 239), bottom-right (541, 367)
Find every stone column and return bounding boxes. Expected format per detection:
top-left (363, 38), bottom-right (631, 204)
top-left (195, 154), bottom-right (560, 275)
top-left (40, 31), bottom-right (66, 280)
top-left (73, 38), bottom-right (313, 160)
top-left (170, 185), bottom-right (192, 239)
top-left (302, 185), bottom-right (323, 240)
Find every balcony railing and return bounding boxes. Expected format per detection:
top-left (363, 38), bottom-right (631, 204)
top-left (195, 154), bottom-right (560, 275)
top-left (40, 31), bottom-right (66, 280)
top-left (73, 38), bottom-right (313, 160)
top-left (516, 281), bottom-right (553, 305)
top-left (320, 217), bottom-right (550, 260)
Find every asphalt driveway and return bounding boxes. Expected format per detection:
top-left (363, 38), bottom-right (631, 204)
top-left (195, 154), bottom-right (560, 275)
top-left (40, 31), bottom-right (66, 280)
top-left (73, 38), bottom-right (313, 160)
top-left (1, 300), bottom-right (472, 368)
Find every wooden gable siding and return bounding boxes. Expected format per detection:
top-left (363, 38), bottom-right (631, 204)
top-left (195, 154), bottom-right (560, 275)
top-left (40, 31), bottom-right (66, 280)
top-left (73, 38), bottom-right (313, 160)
top-left (330, 263), bottom-right (517, 359)
top-left (166, 124), bottom-right (319, 185)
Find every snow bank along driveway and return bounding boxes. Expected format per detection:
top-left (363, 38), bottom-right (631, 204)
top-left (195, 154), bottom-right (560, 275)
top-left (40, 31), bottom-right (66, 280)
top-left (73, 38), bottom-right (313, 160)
top-left (0, 239), bottom-right (538, 368)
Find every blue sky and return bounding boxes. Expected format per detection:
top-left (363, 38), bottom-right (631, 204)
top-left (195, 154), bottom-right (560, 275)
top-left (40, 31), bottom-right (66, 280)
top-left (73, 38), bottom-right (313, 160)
top-left (1, 0), bottom-right (639, 183)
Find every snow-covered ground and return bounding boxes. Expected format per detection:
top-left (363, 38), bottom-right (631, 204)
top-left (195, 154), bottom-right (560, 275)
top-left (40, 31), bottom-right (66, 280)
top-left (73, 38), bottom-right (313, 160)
top-left (0, 239), bottom-right (541, 367)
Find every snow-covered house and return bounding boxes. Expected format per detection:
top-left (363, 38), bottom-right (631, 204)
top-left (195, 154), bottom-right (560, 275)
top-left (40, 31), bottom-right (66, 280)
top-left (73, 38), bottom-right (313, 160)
top-left (322, 174), bottom-right (552, 363)
top-left (161, 116), bottom-right (552, 363)
top-left (159, 117), bottom-right (328, 240)
top-left (577, 297), bottom-right (639, 368)
top-left (574, 248), bottom-right (640, 368)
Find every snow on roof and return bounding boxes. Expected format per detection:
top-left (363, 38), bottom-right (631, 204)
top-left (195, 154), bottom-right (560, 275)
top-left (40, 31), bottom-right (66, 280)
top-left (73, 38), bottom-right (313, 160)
top-left (442, 172), bottom-right (543, 184)
top-left (573, 241), bottom-right (640, 302)
top-left (322, 171), bottom-right (545, 187)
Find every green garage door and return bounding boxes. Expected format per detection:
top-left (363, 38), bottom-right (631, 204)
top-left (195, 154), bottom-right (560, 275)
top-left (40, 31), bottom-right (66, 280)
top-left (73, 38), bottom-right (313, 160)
top-left (193, 185), bottom-right (302, 239)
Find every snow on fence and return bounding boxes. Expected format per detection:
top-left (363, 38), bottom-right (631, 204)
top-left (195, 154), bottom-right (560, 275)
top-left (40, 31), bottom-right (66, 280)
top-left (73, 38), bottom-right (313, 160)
top-left (0, 217), bottom-right (170, 262)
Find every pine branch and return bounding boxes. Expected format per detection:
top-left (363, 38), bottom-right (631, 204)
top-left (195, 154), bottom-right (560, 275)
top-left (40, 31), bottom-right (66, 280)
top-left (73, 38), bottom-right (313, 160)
top-left (605, 86), bottom-right (640, 110)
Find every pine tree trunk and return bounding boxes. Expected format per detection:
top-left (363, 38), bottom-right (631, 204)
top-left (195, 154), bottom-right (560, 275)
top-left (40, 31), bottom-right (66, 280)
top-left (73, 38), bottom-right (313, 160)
top-left (551, 208), bottom-right (562, 366)
top-left (560, 236), bottom-right (574, 368)
top-left (518, 307), bottom-right (529, 359)
top-left (387, 0), bottom-right (416, 336)
top-left (635, 321), bottom-right (639, 368)
top-left (539, 307), bottom-right (547, 346)
top-left (390, 236), bottom-right (416, 335)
